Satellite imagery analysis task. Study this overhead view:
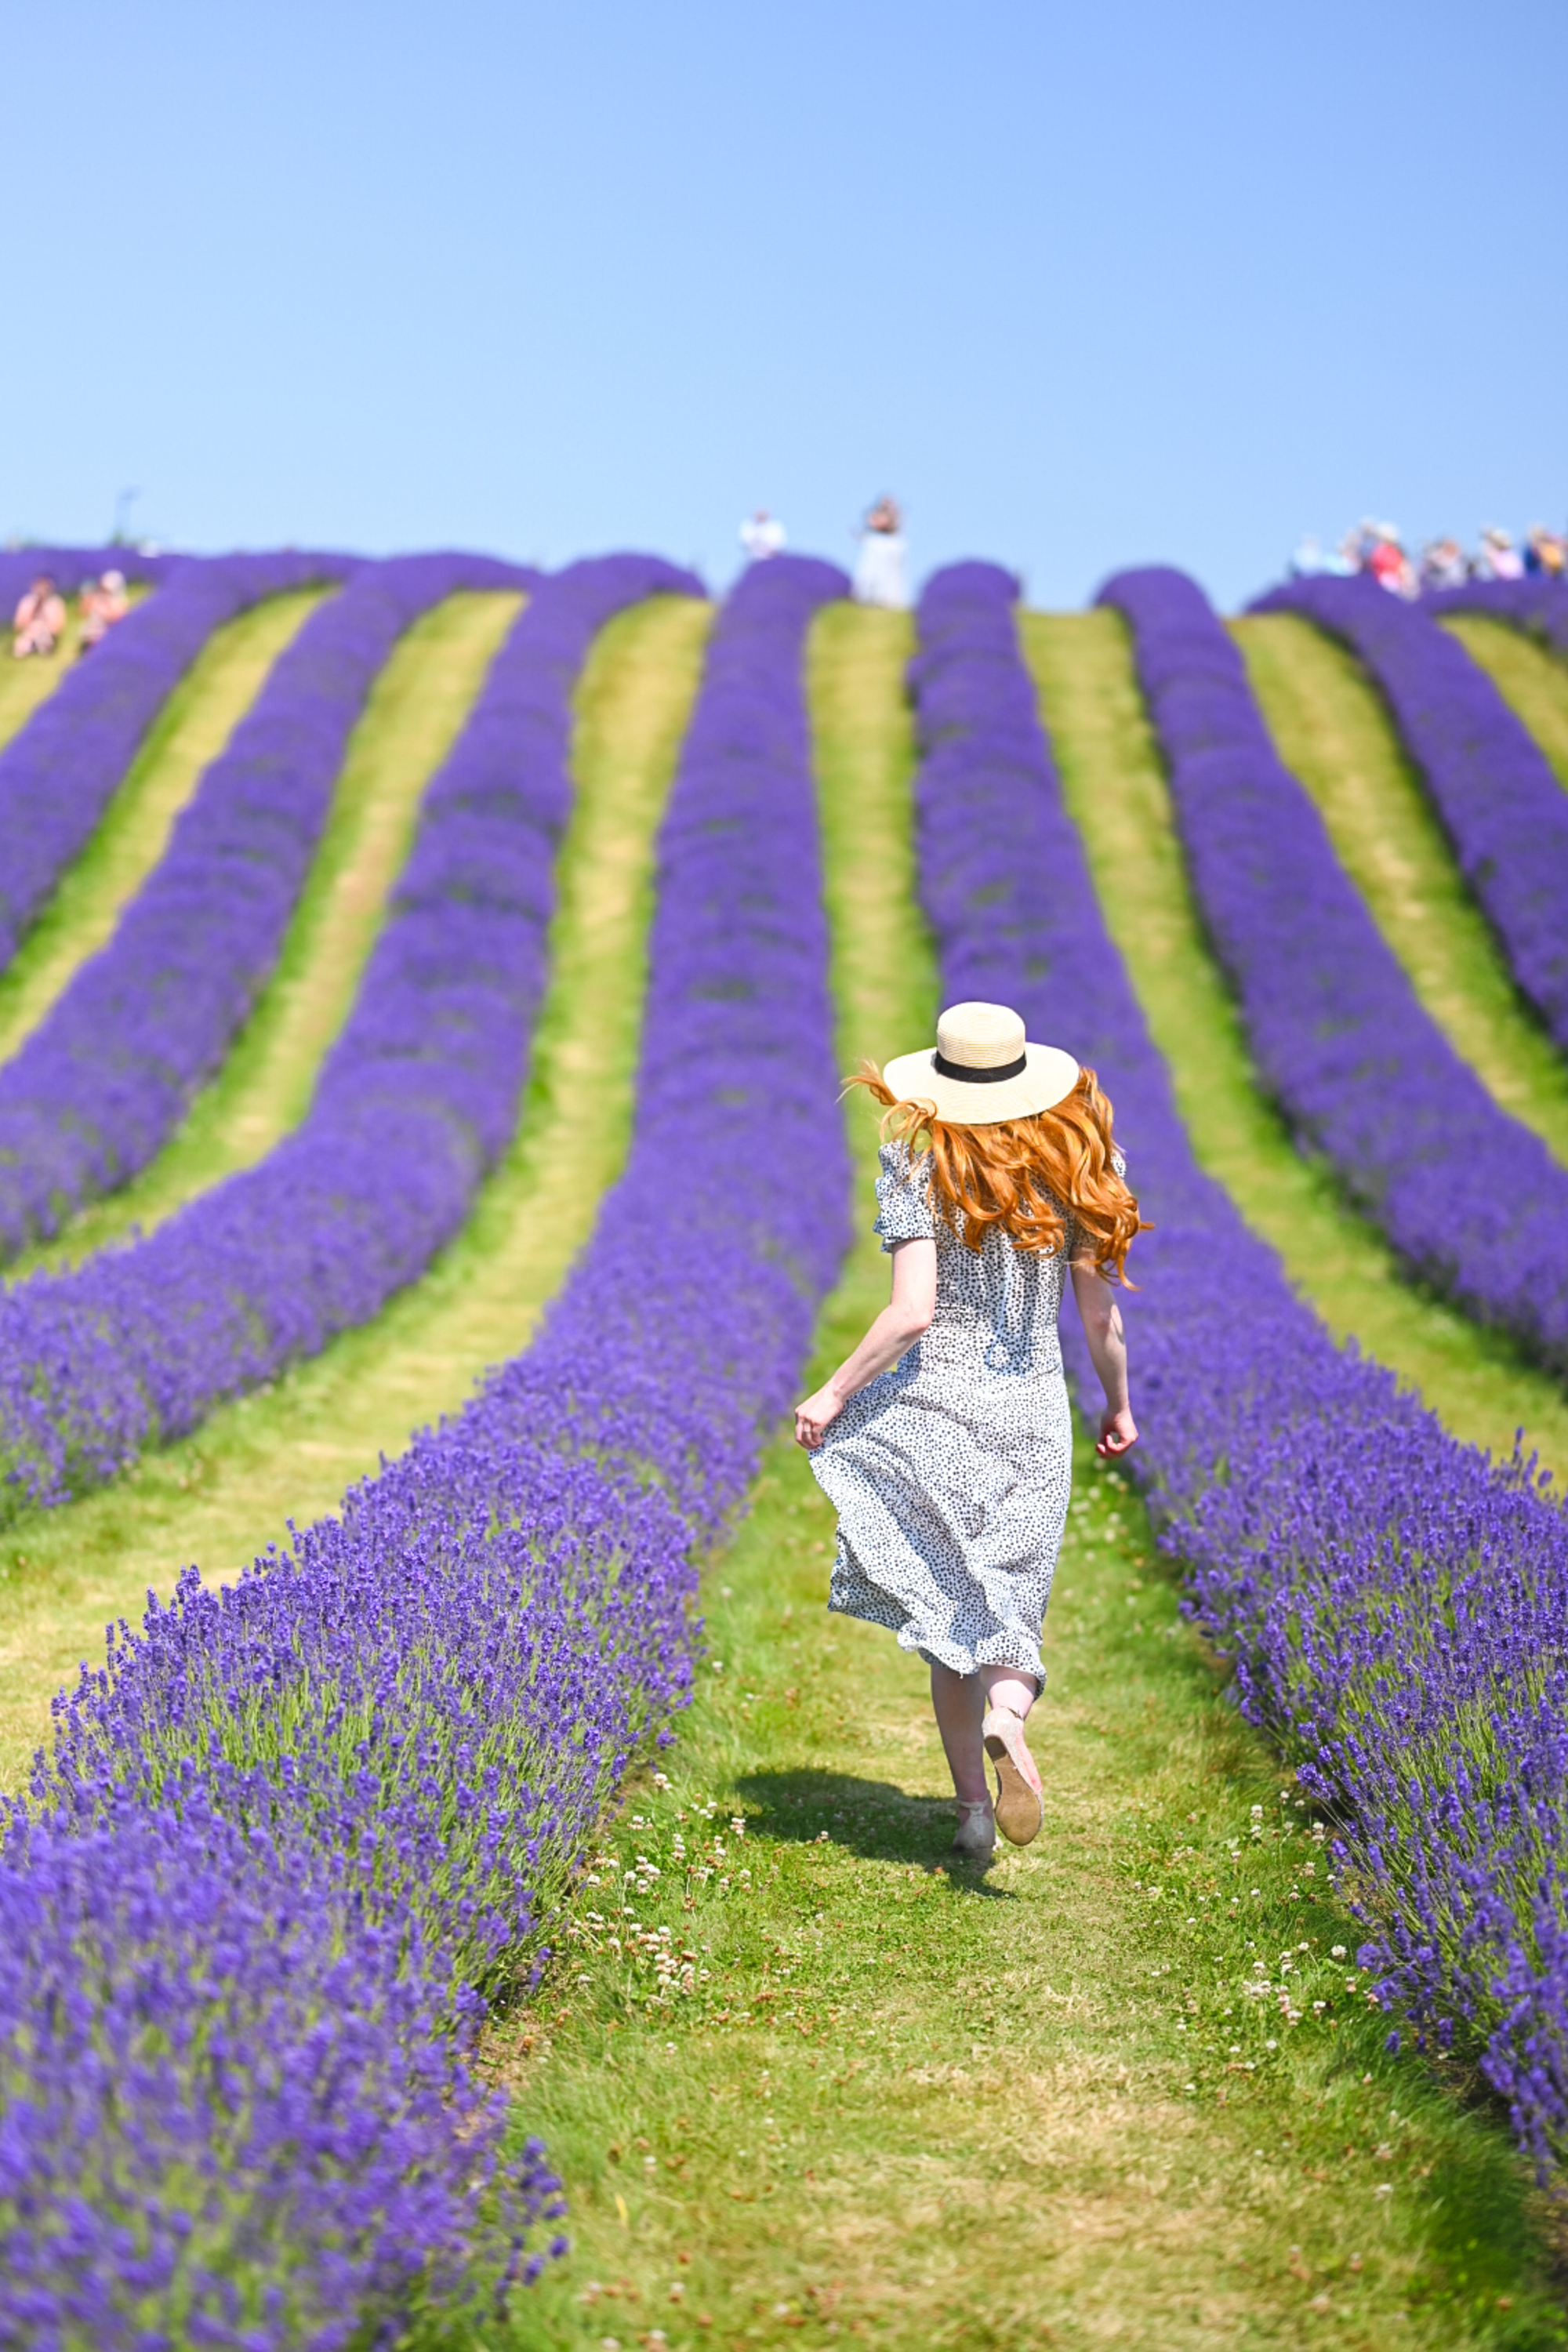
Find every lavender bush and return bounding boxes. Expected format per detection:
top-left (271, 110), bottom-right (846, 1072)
top-left (0, 554), bottom-right (541, 1261)
top-left (1258, 572), bottom-right (1568, 1048)
top-left (0, 550), bottom-right (357, 971)
top-left (0, 555), bottom-right (697, 1514)
top-left (1427, 573), bottom-right (1568, 661)
top-left (0, 554), bottom-right (852, 2345)
top-left (1098, 565), bottom-right (1568, 1373)
top-left (0, 544), bottom-right (176, 611)
top-left (912, 559), bottom-right (1568, 2178)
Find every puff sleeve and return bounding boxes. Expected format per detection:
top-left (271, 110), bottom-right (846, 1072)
top-left (873, 1139), bottom-right (937, 1252)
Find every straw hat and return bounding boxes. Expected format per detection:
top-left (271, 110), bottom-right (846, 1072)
top-left (881, 1002), bottom-right (1080, 1128)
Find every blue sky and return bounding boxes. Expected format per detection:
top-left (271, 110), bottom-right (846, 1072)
top-left (2, 2), bottom-right (1562, 607)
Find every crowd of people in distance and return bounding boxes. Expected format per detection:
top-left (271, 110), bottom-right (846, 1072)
top-left (10, 568), bottom-right (129, 659)
top-left (1290, 519), bottom-right (1566, 599)
top-left (739, 495), bottom-right (911, 608)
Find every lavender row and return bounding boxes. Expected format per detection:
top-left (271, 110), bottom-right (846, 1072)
top-left (0, 549), bottom-right (357, 971)
top-left (0, 551), bottom-right (538, 1261)
top-left (911, 560), bottom-right (1568, 2176)
top-left (1098, 565), bottom-right (1568, 1373)
top-left (0, 556), bottom-right (853, 2346)
top-left (0, 555), bottom-right (695, 1515)
top-left (1428, 572), bottom-right (1568, 661)
top-left (0, 543), bottom-right (176, 610)
top-left (1258, 573), bottom-right (1568, 1049)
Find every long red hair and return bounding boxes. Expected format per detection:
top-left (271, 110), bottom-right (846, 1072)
top-left (848, 1062), bottom-right (1146, 1285)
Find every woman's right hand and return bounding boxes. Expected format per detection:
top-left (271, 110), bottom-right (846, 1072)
top-left (793, 1385), bottom-right (843, 1450)
top-left (1096, 1406), bottom-right (1138, 1458)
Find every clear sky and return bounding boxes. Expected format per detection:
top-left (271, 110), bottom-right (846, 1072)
top-left (2, 2), bottom-right (1562, 608)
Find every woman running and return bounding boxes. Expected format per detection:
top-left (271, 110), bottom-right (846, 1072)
top-left (794, 1000), bottom-right (1143, 1862)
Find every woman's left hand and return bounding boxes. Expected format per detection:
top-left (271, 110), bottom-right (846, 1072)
top-left (793, 1385), bottom-right (843, 1450)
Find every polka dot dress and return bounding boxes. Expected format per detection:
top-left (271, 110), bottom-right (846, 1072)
top-left (809, 1138), bottom-right (1076, 1686)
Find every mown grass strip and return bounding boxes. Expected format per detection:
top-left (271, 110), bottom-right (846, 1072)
top-left (16, 589), bottom-right (522, 1276)
top-left (499, 604), bottom-right (1563, 2352)
top-left (0, 615), bottom-right (90, 749)
top-left (1441, 615), bottom-right (1568, 795)
top-left (0, 589), bottom-right (327, 1073)
top-left (1233, 612), bottom-right (1568, 1163)
top-left (0, 588), bottom-right (157, 753)
top-left (1018, 609), bottom-right (1568, 1479)
top-left (0, 593), bottom-right (711, 1784)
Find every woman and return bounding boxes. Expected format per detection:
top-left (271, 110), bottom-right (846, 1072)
top-left (12, 574), bottom-right (66, 659)
top-left (851, 495), bottom-right (909, 610)
top-left (78, 568), bottom-right (129, 652)
top-left (794, 1001), bottom-right (1143, 1862)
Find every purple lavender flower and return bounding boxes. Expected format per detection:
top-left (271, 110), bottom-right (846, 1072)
top-left (0, 554), bottom-right (852, 2340)
top-left (911, 559), bottom-right (1568, 2180)
top-left (0, 555), bottom-right (698, 1513)
top-left (1426, 572), bottom-right (1568, 661)
top-left (0, 550), bottom-right (358, 971)
top-left (0, 554), bottom-right (543, 1260)
top-left (1256, 572), bottom-right (1568, 1048)
top-left (1098, 564), bottom-right (1568, 1373)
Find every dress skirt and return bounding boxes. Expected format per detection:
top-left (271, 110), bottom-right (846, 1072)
top-left (808, 1138), bottom-right (1076, 1686)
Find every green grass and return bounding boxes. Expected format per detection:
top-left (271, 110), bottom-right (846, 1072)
top-left (0, 587), bottom-right (328, 1073)
top-left (1018, 608), bottom-right (1568, 1482)
top-left (16, 589), bottom-right (522, 1275)
top-left (1442, 616), bottom-right (1568, 795)
top-left (481, 605), bottom-right (1565, 2352)
top-left (0, 593), bottom-right (711, 1783)
top-left (1232, 613), bottom-right (1568, 1163)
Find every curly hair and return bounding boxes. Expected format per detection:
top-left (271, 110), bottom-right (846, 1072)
top-left (847, 1061), bottom-right (1147, 1285)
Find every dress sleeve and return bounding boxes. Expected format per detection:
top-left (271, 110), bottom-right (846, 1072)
top-left (873, 1139), bottom-right (936, 1251)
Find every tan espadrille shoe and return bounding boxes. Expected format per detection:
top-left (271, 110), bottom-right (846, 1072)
top-left (982, 1705), bottom-right (1044, 1846)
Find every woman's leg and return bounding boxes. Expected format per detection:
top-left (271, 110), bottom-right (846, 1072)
top-left (982, 1664), bottom-right (1039, 1722)
top-left (981, 1663), bottom-right (1044, 1846)
top-left (929, 1662), bottom-right (988, 1803)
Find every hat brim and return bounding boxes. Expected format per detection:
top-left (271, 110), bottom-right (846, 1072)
top-left (881, 1041), bottom-right (1080, 1127)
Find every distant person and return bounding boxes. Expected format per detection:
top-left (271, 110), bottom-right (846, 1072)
top-left (1367, 529), bottom-right (1412, 596)
top-left (12, 574), bottom-right (66, 659)
top-left (78, 568), bottom-right (129, 653)
top-left (1477, 527), bottom-right (1523, 582)
top-left (739, 508), bottom-right (786, 563)
top-left (852, 495), bottom-right (909, 609)
top-left (1420, 538), bottom-right (1468, 593)
top-left (1290, 534), bottom-right (1327, 578)
top-left (1524, 525), bottom-right (1565, 579)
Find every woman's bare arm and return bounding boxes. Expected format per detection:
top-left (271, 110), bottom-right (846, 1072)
top-left (793, 1237), bottom-right (937, 1450)
top-left (1070, 1260), bottom-right (1138, 1457)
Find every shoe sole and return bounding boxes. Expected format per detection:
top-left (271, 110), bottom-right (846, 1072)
top-left (984, 1726), bottom-right (1044, 1847)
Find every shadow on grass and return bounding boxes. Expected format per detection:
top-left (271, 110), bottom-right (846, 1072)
top-left (735, 1766), bottom-right (1016, 1895)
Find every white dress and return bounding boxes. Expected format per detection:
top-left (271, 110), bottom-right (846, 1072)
top-left (809, 1140), bottom-right (1075, 1684)
top-left (851, 531), bottom-right (909, 609)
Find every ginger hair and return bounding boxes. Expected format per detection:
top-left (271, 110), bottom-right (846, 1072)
top-left (848, 1061), bottom-right (1147, 1284)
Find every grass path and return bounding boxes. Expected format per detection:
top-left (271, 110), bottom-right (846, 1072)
top-left (0, 593), bottom-right (711, 1784)
top-left (498, 608), bottom-right (1563, 2352)
top-left (1019, 610), bottom-right (1568, 1481)
top-left (0, 588), bottom-right (328, 1073)
top-left (0, 588), bottom-right (158, 752)
top-left (16, 590), bottom-right (521, 1276)
top-left (0, 612), bottom-right (92, 748)
top-left (1441, 616), bottom-right (1568, 793)
top-left (1232, 614), bottom-right (1568, 1163)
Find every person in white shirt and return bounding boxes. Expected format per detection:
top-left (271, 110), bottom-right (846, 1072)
top-left (739, 509), bottom-right (786, 563)
top-left (852, 495), bottom-right (909, 609)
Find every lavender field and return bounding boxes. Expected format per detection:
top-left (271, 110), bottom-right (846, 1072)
top-left (2, 546), bottom-right (1568, 2347)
